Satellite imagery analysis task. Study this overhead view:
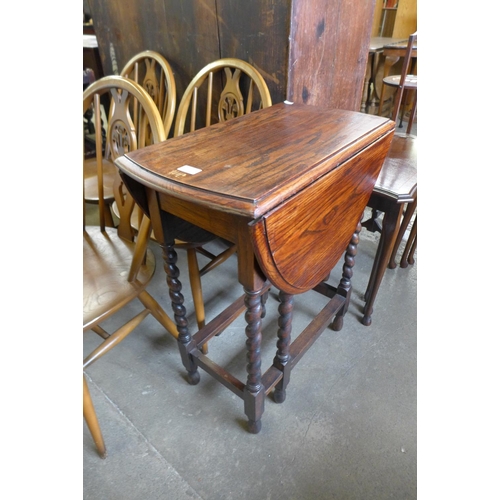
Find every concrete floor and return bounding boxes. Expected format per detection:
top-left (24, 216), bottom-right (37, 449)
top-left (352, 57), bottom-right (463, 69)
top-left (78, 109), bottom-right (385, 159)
top-left (83, 207), bottom-right (417, 499)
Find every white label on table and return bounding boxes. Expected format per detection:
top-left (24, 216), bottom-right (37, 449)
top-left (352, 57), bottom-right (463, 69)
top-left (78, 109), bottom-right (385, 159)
top-left (177, 165), bottom-right (202, 175)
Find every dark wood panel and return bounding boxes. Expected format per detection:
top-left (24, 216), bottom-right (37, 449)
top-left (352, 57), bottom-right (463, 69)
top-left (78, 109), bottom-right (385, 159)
top-left (287, 0), bottom-right (376, 111)
top-left (87, 0), bottom-right (376, 114)
top-left (88, 0), bottom-right (221, 101)
top-left (217, 0), bottom-right (291, 103)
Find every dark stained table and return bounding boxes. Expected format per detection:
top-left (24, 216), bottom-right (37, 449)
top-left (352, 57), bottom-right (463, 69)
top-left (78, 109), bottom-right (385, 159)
top-left (116, 102), bottom-right (394, 433)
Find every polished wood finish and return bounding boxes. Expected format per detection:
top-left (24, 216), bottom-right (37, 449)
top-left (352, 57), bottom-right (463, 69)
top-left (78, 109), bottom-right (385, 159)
top-left (87, 0), bottom-right (375, 112)
top-left (362, 32), bottom-right (417, 326)
top-left (83, 76), bottom-right (178, 458)
top-left (116, 103), bottom-right (394, 433)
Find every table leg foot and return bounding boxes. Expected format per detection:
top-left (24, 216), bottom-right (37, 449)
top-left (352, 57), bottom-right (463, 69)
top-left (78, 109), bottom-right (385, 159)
top-left (332, 219), bottom-right (361, 331)
top-left (332, 315), bottom-right (344, 331)
top-left (247, 419), bottom-right (262, 434)
top-left (187, 370), bottom-right (200, 385)
top-left (273, 388), bottom-right (286, 404)
top-left (362, 307), bottom-right (372, 326)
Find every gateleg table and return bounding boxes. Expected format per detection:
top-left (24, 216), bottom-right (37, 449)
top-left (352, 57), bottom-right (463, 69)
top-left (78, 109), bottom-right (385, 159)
top-left (116, 102), bottom-right (394, 433)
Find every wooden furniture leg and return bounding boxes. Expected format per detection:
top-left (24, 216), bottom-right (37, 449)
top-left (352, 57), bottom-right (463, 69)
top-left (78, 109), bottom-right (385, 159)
top-left (406, 91), bottom-right (417, 134)
top-left (363, 203), bottom-right (404, 326)
top-left (243, 287), bottom-right (266, 434)
top-left (163, 241), bottom-right (200, 386)
top-left (388, 199), bottom-right (417, 269)
top-left (83, 376), bottom-right (106, 458)
top-left (332, 219), bottom-right (360, 331)
top-left (272, 291), bottom-right (293, 404)
top-left (400, 214), bottom-right (417, 268)
top-left (186, 247), bottom-right (209, 354)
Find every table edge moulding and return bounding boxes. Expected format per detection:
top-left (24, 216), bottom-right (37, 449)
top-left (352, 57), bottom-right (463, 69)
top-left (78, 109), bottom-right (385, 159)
top-left (115, 102), bottom-right (395, 434)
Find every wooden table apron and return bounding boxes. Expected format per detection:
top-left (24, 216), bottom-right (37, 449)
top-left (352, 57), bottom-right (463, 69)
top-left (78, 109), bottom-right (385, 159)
top-left (116, 103), bottom-right (394, 433)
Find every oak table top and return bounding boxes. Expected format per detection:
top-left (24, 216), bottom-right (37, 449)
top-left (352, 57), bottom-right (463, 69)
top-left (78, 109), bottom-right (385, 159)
top-left (116, 102), bottom-right (394, 433)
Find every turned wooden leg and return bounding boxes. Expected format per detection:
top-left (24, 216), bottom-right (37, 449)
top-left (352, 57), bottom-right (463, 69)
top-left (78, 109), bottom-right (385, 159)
top-left (83, 376), bottom-right (106, 459)
top-left (332, 219), bottom-right (361, 331)
top-left (261, 290), bottom-right (269, 319)
top-left (273, 291), bottom-right (294, 404)
top-left (243, 288), bottom-right (265, 434)
top-left (363, 204), bottom-right (404, 326)
top-left (163, 242), bottom-right (200, 385)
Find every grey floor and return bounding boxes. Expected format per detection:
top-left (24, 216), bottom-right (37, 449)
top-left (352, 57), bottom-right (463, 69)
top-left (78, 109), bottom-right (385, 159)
top-left (83, 122), bottom-right (417, 500)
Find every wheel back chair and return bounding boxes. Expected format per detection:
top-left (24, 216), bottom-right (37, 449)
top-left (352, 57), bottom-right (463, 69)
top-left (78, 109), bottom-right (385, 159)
top-left (83, 76), bottom-right (178, 458)
top-left (361, 31), bottom-right (417, 326)
top-left (84, 51), bottom-right (177, 229)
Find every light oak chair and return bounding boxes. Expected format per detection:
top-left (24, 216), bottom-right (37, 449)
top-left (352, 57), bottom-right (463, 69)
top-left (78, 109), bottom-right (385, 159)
top-left (83, 76), bottom-right (178, 458)
top-left (111, 50), bottom-right (177, 242)
top-left (120, 50), bottom-right (177, 141)
top-left (172, 58), bottom-right (272, 335)
top-left (362, 32), bottom-right (417, 326)
top-left (84, 51), bottom-right (177, 228)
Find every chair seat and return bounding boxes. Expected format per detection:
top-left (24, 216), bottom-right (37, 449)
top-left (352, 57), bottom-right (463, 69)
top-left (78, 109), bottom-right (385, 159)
top-left (83, 226), bottom-right (156, 330)
top-left (111, 201), bottom-right (218, 245)
top-left (382, 74), bottom-right (417, 90)
top-left (372, 134), bottom-right (417, 202)
top-left (84, 158), bottom-right (116, 203)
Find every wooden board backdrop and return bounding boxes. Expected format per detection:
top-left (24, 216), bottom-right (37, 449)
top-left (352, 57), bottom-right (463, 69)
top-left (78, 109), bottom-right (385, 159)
top-left (88, 0), bottom-right (375, 114)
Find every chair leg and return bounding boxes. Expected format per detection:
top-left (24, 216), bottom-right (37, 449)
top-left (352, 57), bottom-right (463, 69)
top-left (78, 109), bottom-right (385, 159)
top-left (378, 83), bottom-right (387, 116)
top-left (388, 199), bottom-right (417, 269)
top-left (83, 375), bottom-right (106, 458)
top-left (187, 248), bottom-right (208, 354)
top-left (398, 89), bottom-right (408, 128)
top-left (406, 92), bottom-right (417, 134)
top-left (103, 204), bottom-right (115, 228)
